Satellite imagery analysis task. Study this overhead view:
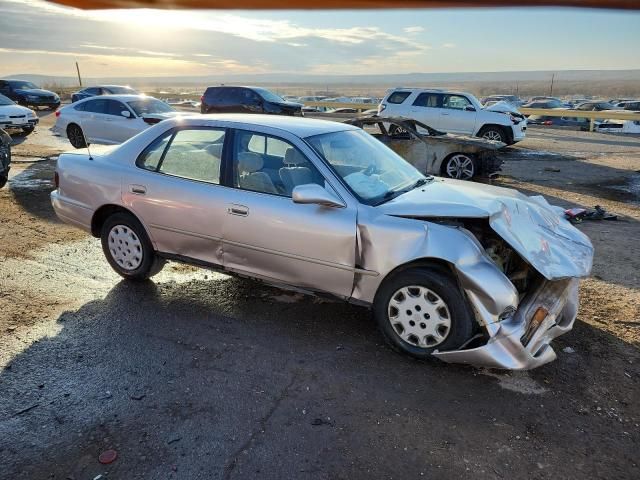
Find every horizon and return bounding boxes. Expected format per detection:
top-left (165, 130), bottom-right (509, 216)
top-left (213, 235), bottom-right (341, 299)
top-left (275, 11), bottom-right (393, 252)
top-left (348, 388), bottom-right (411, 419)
top-left (1, 0), bottom-right (640, 78)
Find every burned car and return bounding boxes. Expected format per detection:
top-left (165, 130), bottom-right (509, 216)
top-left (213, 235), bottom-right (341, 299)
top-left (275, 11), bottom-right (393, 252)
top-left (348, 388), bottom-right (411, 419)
top-left (51, 115), bottom-right (593, 370)
top-left (346, 117), bottom-right (503, 181)
top-left (0, 128), bottom-right (11, 188)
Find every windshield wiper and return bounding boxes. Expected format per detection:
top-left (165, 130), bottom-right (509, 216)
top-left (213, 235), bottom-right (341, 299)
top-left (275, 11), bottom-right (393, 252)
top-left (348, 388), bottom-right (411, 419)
top-left (374, 177), bottom-right (432, 206)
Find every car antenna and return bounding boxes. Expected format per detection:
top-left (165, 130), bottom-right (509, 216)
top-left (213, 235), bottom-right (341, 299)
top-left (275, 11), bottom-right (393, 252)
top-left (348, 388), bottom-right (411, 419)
top-left (77, 118), bottom-right (93, 160)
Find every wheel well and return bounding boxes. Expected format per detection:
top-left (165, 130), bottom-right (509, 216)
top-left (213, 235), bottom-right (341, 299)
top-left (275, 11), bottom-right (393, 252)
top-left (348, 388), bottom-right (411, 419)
top-left (91, 204), bottom-right (137, 237)
top-left (376, 258), bottom-right (457, 295)
top-left (477, 124), bottom-right (512, 143)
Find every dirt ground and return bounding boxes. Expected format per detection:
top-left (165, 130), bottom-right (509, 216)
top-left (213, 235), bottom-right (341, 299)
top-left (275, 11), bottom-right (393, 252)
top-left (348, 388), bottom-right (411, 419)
top-left (0, 113), bottom-right (638, 479)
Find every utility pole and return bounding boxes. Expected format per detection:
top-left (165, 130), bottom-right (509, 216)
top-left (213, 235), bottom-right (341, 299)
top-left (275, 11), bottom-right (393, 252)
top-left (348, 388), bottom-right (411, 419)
top-left (549, 73), bottom-right (555, 96)
top-left (75, 62), bottom-right (83, 87)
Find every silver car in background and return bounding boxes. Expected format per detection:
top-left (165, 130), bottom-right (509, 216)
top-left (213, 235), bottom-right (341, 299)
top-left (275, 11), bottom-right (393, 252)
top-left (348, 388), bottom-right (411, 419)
top-left (51, 115), bottom-right (593, 370)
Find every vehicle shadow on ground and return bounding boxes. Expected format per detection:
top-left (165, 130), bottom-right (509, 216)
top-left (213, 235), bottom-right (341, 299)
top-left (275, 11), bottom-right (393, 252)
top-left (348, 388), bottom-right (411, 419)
top-left (1, 277), bottom-right (638, 479)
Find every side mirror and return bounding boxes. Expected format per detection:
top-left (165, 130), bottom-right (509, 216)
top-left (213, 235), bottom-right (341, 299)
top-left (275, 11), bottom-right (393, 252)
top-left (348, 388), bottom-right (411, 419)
top-left (292, 184), bottom-right (345, 208)
top-left (121, 110), bottom-right (131, 118)
top-left (464, 105), bottom-right (476, 112)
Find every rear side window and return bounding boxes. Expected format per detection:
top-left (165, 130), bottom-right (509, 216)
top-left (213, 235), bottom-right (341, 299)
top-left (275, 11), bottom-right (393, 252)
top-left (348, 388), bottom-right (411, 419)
top-left (412, 93), bottom-right (440, 108)
top-left (137, 131), bottom-right (172, 171)
top-left (387, 91), bottom-right (411, 104)
top-left (158, 129), bottom-right (226, 184)
top-left (83, 99), bottom-right (108, 114)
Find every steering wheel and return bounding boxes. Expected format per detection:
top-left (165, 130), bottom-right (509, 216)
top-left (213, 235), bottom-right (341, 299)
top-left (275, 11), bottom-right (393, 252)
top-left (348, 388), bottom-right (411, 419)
top-left (363, 164), bottom-right (378, 176)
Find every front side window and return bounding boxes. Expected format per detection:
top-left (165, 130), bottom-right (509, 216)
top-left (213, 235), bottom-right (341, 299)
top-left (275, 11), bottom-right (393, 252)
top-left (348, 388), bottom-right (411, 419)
top-left (307, 129), bottom-right (427, 205)
top-left (412, 93), bottom-right (440, 108)
top-left (157, 129), bottom-right (225, 184)
top-left (106, 100), bottom-right (128, 117)
top-left (85, 87), bottom-right (100, 95)
top-left (252, 87), bottom-right (283, 103)
top-left (387, 91), bottom-right (411, 104)
top-left (233, 130), bottom-right (323, 196)
top-left (127, 98), bottom-right (174, 116)
top-left (442, 95), bottom-right (472, 110)
top-left (8, 81), bottom-right (38, 90)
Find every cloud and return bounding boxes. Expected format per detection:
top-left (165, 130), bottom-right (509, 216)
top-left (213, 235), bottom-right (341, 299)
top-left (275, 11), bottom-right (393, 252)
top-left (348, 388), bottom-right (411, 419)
top-left (442, 43), bottom-right (456, 48)
top-left (404, 26), bottom-right (425, 34)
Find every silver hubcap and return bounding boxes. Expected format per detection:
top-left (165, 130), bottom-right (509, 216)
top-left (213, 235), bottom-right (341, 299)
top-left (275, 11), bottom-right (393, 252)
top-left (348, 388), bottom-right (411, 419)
top-left (445, 154), bottom-right (475, 180)
top-left (388, 286), bottom-right (452, 348)
top-left (482, 130), bottom-right (502, 142)
top-left (108, 225), bottom-right (143, 271)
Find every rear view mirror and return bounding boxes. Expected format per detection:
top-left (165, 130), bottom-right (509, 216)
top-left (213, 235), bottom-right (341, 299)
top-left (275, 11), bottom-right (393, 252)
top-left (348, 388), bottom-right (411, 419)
top-left (292, 184), bottom-right (345, 208)
top-left (121, 110), bottom-right (131, 118)
top-left (464, 105), bottom-right (476, 112)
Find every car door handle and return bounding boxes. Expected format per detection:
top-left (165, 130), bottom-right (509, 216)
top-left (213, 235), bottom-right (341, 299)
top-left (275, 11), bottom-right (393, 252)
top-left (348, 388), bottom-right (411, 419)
top-left (129, 184), bottom-right (146, 195)
top-left (227, 204), bottom-right (249, 216)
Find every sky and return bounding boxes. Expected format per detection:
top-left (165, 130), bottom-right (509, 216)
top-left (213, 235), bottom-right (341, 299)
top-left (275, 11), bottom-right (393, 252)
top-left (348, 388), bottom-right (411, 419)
top-left (1, 0), bottom-right (639, 78)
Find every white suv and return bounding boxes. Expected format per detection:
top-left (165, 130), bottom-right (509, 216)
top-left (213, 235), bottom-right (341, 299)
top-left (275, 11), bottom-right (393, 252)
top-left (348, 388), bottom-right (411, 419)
top-left (379, 88), bottom-right (526, 145)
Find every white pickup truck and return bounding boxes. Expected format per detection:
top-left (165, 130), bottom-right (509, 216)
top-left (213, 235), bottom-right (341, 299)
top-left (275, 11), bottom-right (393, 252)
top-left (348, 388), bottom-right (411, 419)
top-left (379, 88), bottom-right (526, 145)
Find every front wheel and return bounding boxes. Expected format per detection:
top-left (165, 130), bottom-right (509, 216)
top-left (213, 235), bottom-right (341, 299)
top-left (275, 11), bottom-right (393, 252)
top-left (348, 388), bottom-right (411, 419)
top-left (67, 123), bottom-right (86, 149)
top-left (442, 153), bottom-right (476, 180)
top-left (373, 267), bottom-right (474, 359)
top-left (478, 126), bottom-right (507, 143)
top-left (22, 126), bottom-right (34, 136)
top-left (0, 174), bottom-right (7, 189)
top-left (100, 212), bottom-right (165, 281)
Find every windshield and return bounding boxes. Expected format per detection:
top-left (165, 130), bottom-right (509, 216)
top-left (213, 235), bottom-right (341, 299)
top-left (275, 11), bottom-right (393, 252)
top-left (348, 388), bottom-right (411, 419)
top-left (306, 129), bottom-right (428, 206)
top-left (253, 87), bottom-right (285, 103)
top-left (8, 81), bottom-right (38, 90)
top-left (107, 86), bottom-right (137, 94)
top-left (0, 94), bottom-right (14, 106)
top-left (126, 98), bottom-right (174, 116)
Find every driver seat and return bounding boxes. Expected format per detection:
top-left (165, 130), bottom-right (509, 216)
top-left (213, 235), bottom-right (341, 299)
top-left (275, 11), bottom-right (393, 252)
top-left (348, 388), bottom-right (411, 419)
top-left (279, 148), bottom-right (314, 195)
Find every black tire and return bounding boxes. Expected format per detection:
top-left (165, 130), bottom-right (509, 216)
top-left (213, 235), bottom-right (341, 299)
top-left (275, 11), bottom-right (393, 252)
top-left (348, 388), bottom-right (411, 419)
top-left (0, 175), bottom-right (7, 189)
top-left (22, 126), bottom-right (34, 136)
top-left (478, 125), bottom-right (507, 143)
top-left (373, 267), bottom-right (474, 359)
top-left (67, 123), bottom-right (87, 149)
top-left (100, 212), bottom-right (165, 281)
top-left (441, 153), bottom-right (476, 180)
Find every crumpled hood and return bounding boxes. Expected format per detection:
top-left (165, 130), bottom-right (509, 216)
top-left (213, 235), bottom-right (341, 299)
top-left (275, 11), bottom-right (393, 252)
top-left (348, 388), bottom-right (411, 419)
top-left (15, 88), bottom-right (58, 98)
top-left (378, 178), bottom-right (593, 280)
top-left (484, 101), bottom-right (521, 114)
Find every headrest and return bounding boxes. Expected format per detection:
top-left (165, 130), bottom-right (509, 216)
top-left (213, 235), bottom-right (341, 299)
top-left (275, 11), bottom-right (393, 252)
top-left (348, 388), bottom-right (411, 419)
top-left (284, 147), bottom-right (307, 166)
top-left (205, 143), bottom-right (223, 158)
top-left (238, 152), bottom-right (263, 173)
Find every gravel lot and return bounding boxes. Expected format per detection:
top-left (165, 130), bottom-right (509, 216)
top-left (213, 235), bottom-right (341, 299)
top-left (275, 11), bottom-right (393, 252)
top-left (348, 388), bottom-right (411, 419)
top-left (1, 112), bottom-right (638, 479)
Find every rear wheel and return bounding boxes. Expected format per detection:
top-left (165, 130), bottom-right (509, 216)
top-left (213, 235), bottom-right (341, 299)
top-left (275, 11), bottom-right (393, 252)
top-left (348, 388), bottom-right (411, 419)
top-left (442, 153), bottom-right (476, 180)
top-left (478, 125), bottom-right (507, 143)
top-left (100, 212), bottom-right (165, 281)
top-left (67, 123), bottom-right (86, 148)
top-left (373, 267), bottom-right (474, 359)
top-left (0, 174), bottom-right (7, 189)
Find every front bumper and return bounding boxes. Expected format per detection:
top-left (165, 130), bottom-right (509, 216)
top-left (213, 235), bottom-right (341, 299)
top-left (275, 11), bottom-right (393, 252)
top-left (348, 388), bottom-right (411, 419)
top-left (434, 278), bottom-right (579, 370)
top-left (511, 123), bottom-right (527, 142)
top-left (26, 99), bottom-right (60, 108)
top-left (0, 117), bottom-right (38, 131)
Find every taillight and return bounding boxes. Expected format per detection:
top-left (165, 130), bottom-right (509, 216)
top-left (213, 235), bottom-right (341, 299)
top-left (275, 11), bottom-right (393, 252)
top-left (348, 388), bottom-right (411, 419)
top-left (200, 96), bottom-right (204, 102)
top-left (543, 120), bottom-right (553, 126)
top-left (54, 171), bottom-right (59, 188)
top-left (55, 110), bottom-right (60, 118)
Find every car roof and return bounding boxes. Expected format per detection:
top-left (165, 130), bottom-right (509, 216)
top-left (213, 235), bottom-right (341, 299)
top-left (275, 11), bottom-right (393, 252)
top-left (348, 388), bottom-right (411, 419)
top-left (75, 94), bottom-right (153, 101)
top-left (388, 87), bottom-right (471, 96)
top-left (167, 114), bottom-right (358, 137)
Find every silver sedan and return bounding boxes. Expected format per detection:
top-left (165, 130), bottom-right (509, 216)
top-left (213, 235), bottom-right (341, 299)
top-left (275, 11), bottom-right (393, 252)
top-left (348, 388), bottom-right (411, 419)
top-left (51, 114), bottom-right (593, 370)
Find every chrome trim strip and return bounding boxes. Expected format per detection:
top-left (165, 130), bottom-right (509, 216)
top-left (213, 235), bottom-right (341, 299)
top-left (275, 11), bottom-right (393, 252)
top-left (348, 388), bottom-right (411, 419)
top-left (149, 223), bottom-right (222, 242)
